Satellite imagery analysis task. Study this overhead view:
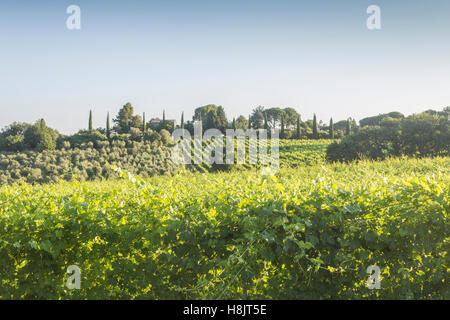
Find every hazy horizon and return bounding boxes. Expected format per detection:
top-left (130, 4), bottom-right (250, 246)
top-left (1, 0), bottom-right (450, 134)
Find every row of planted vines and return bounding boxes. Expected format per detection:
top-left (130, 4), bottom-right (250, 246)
top-left (0, 157), bottom-right (448, 299)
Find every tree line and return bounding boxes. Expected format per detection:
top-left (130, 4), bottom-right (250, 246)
top-left (0, 102), bottom-right (448, 154)
top-left (327, 108), bottom-right (449, 161)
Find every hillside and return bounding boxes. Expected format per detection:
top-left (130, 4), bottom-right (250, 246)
top-left (0, 139), bottom-right (333, 185)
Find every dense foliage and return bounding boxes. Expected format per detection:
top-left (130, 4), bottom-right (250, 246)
top-left (0, 158), bottom-right (448, 299)
top-left (326, 109), bottom-right (449, 162)
top-left (0, 140), bottom-right (178, 185)
top-left (191, 105), bottom-right (228, 133)
top-left (359, 111), bottom-right (405, 128)
top-left (0, 120), bottom-right (59, 152)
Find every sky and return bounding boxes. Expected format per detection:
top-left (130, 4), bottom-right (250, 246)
top-left (0, 0), bottom-right (449, 134)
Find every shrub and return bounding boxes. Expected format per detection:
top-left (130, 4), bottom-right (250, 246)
top-left (148, 131), bottom-right (161, 143)
top-left (2, 135), bottom-right (25, 152)
top-left (327, 110), bottom-right (449, 162)
top-left (23, 119), bottom-right (59, 151)
top-left (159, 129), bottom-right (171, 144)
top-left (129, 127), bottom-right (142, 141)
top-left (67, 130), bottom-right (107, 149)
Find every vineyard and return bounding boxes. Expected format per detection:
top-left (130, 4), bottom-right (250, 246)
top-left (0, 156), bottom-right (448, 299)
top-left (183, 138), bottom-right (333, 173)
top-left (279, 139), bottom-right (331, 167)
top-left (1, 0), bottom-right (448, 304)
top-left (0, 139), bottom-right (333, 184)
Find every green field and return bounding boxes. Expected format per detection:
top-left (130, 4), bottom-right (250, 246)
top-left (279, 139), bottom-right (332, 167)
top-left (1, 149), bottom-right (448, 299)
top-left (186, 138), bottom-right (333, 173)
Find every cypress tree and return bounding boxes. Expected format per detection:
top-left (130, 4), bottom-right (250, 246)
top-left (248, 114), bottom-right (251, 130)
top-left (280, 116), bottom-right (285, 139)
top-left (329, 118), bottom-right (334, 139)
top-left (312, 114), bottom-right (318, 139)
top-left (106, 112), bottom-right (110, 138)
top-left (181, 112), bottom-right (184, 130)
top-left (346, 119), bottom-right (351, 136)
top-left (232, 118), bottom-right (236, 130)
top-left (88, 110), bottom-right (93, 131)
top-left (263, 112), bottom-right (268, 130)
top-left (296, 115), bottom-right (301, 139)
top-left (198, 112), bottom-right (203, 134)
top-left (38, 118), bottom-right (46, 129)
top-left (142, 112), bottom-right (146, 132)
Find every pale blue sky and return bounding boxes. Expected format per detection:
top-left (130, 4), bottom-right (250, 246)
top-left (1, 0), bottom-right (449, 133)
